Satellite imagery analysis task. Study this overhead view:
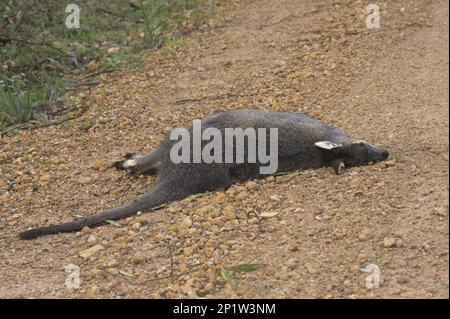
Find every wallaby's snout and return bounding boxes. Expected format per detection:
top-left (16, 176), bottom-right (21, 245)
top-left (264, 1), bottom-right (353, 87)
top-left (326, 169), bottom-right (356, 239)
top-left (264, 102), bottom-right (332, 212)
top-left (354, 141), bottom-right (389, 166)
top-left (367, 144), bottom-right (389, 162)
top-left (315, 139), bottom-right (389, 170)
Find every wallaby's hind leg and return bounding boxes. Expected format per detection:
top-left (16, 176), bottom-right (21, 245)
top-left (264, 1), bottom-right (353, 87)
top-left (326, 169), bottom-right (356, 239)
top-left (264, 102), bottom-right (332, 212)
top-left (114, 147), bottom-right (162, 175)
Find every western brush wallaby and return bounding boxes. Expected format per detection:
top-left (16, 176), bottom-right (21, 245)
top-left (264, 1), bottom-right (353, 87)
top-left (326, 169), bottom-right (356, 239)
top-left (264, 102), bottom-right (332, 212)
top-left (19, 109), bottom-right (389, 239)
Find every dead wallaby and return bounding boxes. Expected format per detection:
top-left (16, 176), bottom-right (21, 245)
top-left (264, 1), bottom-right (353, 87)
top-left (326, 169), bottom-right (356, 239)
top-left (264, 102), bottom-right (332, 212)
top-left (19, 109), bottom-right (389, 239)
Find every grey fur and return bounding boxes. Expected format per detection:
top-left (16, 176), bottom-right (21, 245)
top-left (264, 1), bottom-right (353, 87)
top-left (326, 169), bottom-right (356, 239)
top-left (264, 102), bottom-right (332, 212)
top-left (19, 109), bottom-right (388, 239)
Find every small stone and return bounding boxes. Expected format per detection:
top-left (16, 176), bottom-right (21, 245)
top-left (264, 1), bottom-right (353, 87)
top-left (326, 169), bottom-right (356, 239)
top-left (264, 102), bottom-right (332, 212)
top-left (130, 221), bottom-right (141, 231)
top-left (270, 195), bottom-right (282, 202)
top-left (8, 220), bottom-right (18, 226)
top-left (92, 160), bottom-right (102, 171)
top-left (40, 173), bottom-right (51, 182)
top-left (306, 263), bottom-right (317, 274)
top-left (106, 267), bottom-right (119, 275)
top-left (383, 237), bottom-right (396, 248)
top-left (212, 193), bottom-right (225, 204)
top-left (184, 246), bottom-right (194, 256)
top-left (81, 226), bottom-right (91, 233)
top-left (196, 205), bottom-right (213, 215)
top-left (131, 252), bottom-right (145, 265)
top-left (87, 235), bottom-right (97, 243)
top-left (384, 160), bottom-right (396, 167)
top-left (78, 176), bottom-right (92, 185)
top-left (260, 211), bottom-right (279, 218)
top-left (167, 206), bottom-right (181, 214)
top-left (245, 181), bottom-right (258, 191)
top-left (79, 244), bottom-right (104, 259)
top-left (88, 285), bottom-right (100, 297)
top-left (358, 228), bottom-right (371, 241)
top-left (180, 217), bottom-right (193, 230)
top-left (224, 207), bottom-right (236, 221)
top-left (235, 191), bottom-right (247, 201)
top-left (11, 292), bottom-right (25, 299)
top-left (434, 207), bottom-right (448, 216)
top-left (39, 173), bottom-right (51, 186)
top-left (397, 276), bottom-right (410, 284)
top-left (287, 258), bottom-right (298, 270)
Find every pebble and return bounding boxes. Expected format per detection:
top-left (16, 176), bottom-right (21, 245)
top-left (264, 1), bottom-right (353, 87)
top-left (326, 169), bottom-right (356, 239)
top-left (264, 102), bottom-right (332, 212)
top-left (87, 235), bottom-right (97, 243)
top-left (235, 191), bottom-right (247, 201)
top-left (180, 217), bottom-right (193, 230)
top-left (287, 258), bottom-right (298, 270)
top-left (184, 246), bottom-right (195, 256)
top-left (78, 176), bottom-right (92, 185)
top-left (130, 222), bottom-right (141, 231)
top-left (79, 244), bottom-right (104, 259)
top-left (92, 160), bottom-right (102, 171)
top-left (397, 276), bottom-right (410, 284)
top-left (88, 285), bottom-right (100, 297)
top-left (270, 195), bottom-right (282, 202)
top-left (245, 181), bottom-right (258, 191)
top-left (260, 211), bottom-right (279, 218)
top-left (384, 160), bottom-right (396, 167)
top-left (434, 207), bottom-right (448, 216)
top-left (358, 228), bottom-right (371, 241)
top-left (130, 252), bottom-right (145, 265)
top-left (383, 237), bottom-right (396, 248)
top-left (106, 267), bottom-right (119, 275)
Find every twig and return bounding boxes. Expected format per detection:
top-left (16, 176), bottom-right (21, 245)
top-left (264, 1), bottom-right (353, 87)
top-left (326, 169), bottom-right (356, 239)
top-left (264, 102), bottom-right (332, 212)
top-left (95, 7), bottom-right (125, 18)
top-left (0, 106), bottom-right (89, 137)
top-left (175, 68), bottom-right (255, 105)
top-left (259, 9), bottom-right (321, 29)
top-left (0, 36), bottom-right (70, 56)
top-left (65, 80), bottom-right (100, 90)
top-left (81, 69), bottom-right (116, 80)
top-left (0, 123), bottom-right (29, 137)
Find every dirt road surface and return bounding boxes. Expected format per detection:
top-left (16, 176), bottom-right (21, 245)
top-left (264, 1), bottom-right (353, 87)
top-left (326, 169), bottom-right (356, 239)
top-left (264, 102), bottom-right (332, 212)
top-left (0, 0), bottom-right (448, 298)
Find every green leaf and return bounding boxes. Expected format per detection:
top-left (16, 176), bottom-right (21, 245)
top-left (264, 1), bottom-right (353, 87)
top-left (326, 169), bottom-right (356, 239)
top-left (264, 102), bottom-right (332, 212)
top-left (219, 268), bottom-right (234, 283)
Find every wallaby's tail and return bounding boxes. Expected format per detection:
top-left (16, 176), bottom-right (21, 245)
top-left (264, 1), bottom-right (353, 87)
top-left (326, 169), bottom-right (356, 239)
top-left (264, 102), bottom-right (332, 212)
top-left (19, 184), bottom-right (174, 240)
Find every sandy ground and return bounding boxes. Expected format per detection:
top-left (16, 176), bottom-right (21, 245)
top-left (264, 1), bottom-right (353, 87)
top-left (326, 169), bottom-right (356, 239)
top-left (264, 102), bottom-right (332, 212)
top-left (0, 0), bottom-right (448, 298)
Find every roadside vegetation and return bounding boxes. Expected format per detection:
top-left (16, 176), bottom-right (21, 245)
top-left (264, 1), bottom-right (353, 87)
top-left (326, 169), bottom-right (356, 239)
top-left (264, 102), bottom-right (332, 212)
top-left (0, 0), bottom-right (216, 131)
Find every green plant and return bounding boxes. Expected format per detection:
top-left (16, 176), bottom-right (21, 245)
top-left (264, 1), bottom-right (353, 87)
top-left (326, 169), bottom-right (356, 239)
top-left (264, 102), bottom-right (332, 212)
top-left (0, 86), bottom-right (35, 129)
top-left (0, 0), bottom-right (214, 130)
top-left (139, 0), bottom-right (168, 49)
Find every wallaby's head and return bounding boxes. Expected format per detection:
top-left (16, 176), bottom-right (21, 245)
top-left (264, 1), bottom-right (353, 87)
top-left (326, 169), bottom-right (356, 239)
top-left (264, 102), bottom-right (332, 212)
top-left (315, 140), bottom-right (389, 167)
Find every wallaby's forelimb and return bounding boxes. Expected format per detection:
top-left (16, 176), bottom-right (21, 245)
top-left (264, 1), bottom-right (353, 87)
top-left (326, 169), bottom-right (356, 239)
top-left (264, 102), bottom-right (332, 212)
top-left (19, 183), bottom-right (174, 240)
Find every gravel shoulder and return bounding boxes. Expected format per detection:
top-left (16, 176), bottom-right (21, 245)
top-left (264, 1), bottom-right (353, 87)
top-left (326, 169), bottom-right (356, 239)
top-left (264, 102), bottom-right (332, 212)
top-left (0, 0), bottom-right (448, 298)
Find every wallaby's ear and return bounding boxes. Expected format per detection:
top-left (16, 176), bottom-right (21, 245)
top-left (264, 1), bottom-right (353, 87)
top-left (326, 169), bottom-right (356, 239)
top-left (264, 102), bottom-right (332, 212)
top-left (315, 141), bottom-right (342, 150)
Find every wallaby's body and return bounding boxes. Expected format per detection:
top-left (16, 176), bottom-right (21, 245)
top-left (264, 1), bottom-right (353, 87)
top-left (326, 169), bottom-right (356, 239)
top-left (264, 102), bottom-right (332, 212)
top-left (20, 109), bottom-right (389, 239)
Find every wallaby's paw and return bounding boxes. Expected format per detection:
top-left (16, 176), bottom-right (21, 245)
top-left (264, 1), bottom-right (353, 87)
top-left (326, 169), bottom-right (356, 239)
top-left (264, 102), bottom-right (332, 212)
top-left (331, 158), bottom-right (346, 175)
top-left (113, 153), bottom-right (137, 170)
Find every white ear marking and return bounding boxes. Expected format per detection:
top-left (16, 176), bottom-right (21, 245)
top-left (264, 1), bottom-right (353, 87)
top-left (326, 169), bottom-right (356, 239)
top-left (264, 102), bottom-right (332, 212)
top-left (353, 140), bottom-right (371, 145)
top-left (315, 141), bottom-right (342, 150)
